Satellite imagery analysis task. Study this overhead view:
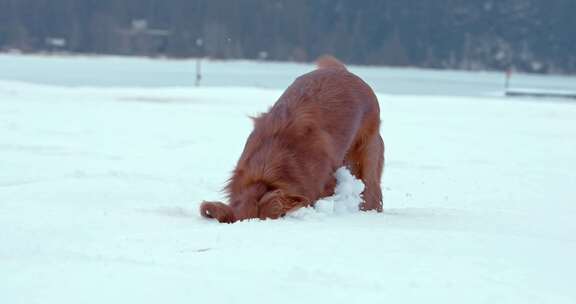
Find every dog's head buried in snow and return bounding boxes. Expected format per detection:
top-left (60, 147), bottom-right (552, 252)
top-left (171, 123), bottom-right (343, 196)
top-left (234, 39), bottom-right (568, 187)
top-left (200, 56), bottom-right (384, 223)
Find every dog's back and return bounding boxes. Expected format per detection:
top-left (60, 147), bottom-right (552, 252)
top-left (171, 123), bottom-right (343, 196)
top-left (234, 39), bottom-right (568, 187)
top-left (270, 65), bottom-right (380, 159)
top-left (316, 55), bottom-right (347, 70)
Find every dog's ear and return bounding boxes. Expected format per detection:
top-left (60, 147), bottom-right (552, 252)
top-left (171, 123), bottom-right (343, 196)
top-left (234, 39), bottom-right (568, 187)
top-left (200, 201), bottom-right (236, 223)
top-left (257, 190), bottom-right (284, 220)
top-left (283, 193), bottom-right (310, 213)
top-left (258, 190), bottom-right (310, 219)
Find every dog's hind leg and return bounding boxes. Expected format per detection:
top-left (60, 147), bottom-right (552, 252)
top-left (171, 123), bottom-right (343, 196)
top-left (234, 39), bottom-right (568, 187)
top-left (346, 132), bottom-right (384, 212)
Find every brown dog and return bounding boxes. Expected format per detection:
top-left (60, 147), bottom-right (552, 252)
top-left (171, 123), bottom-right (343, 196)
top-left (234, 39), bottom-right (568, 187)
top-left (200, 56), bottom-right (384, 223)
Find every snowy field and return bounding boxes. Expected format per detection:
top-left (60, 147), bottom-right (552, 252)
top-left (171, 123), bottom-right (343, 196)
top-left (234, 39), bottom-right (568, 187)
top-left (1, 55), bottom-right (576, 303)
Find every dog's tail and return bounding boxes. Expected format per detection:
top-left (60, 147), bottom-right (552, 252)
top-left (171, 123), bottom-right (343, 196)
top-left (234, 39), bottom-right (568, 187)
top-left (316, 55), bottom-right (347, 70)
top-left (200, 201), bottom-right (237, 223)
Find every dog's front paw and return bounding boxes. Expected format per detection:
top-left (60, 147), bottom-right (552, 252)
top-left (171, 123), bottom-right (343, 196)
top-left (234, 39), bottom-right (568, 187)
top-left (359, 201), bottom-right (383, 212)
top-left (200, 201), bottom-right (237, 223)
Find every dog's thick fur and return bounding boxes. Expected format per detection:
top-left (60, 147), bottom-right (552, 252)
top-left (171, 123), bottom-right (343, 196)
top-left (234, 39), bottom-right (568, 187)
top-left (200, 56), bottom-right (384, 223)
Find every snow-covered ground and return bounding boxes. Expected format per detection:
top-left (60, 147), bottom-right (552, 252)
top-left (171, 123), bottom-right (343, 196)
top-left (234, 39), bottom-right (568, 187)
top-left (1, 55), bottom-right (576, 303)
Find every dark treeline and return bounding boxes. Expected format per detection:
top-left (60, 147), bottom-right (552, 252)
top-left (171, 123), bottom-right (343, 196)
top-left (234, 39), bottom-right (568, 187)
top-left (1, 0), bottom-right (575, 74)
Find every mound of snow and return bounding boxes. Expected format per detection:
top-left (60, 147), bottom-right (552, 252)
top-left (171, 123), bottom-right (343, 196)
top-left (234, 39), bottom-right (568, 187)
top-left (288, 167), bottom-right (365, 219)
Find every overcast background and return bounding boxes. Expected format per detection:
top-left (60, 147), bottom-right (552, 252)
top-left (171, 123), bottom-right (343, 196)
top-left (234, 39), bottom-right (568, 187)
top-left (1, 0), bottom-right (575, 74)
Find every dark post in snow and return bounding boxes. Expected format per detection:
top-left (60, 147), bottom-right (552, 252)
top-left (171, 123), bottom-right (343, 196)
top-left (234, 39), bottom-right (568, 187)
top-left (504, 68), bottom-right (512, 93)
top-left (196, 59), bottom-right (202, 87)
top-left (195, 38), bottom-right (204, 87)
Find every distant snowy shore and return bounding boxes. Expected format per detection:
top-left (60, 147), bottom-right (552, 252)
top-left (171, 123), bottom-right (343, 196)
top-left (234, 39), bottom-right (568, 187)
top-left (1, 53), bottom-right (575, 97)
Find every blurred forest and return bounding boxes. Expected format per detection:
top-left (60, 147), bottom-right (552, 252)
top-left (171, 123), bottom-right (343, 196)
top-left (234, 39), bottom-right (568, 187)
top-left (1, 0), bottom-right (575, 74)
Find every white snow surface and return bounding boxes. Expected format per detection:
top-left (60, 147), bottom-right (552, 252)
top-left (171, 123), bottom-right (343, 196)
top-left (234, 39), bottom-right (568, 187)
top-left (289, 167), bottom-right (365, 219)
top-left (1, 56), bottom-right (576, 304)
